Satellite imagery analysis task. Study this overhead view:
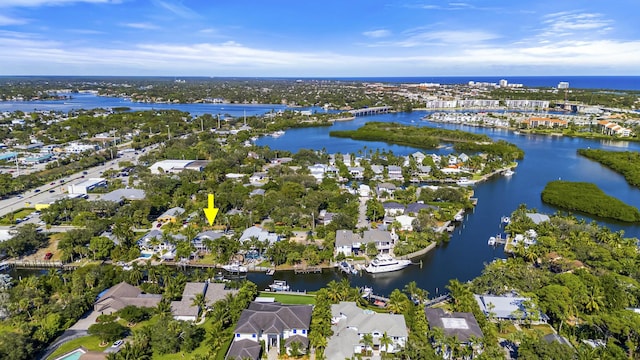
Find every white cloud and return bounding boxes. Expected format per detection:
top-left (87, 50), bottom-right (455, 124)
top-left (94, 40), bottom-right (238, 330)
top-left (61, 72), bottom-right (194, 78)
top-left (121, 22), bottom-right (159, 30)
top-left (0, 14), bottom-right (28, 25)
top-left (0, 0), bottom-right (119, 7)
top-left (363, 29), bottom-right (390, 38)
top-left (541, 12), bottom-right (612, 38)
top-left (153, 0), bottom-right (198, 19)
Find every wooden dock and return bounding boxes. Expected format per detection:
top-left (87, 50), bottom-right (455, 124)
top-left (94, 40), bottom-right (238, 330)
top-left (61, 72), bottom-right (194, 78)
top-left (294, 266), bottom-right (321, 274)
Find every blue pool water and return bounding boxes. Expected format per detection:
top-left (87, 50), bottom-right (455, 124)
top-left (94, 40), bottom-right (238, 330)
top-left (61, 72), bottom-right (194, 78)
top-left (54, 349), bottom-right (85, 360)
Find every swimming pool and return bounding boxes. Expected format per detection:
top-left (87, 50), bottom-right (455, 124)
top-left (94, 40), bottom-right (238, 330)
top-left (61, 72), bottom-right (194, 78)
top-left (54, 348), bottom-right (86, 360)
top-left (140, 252), bottom-right (153, 258)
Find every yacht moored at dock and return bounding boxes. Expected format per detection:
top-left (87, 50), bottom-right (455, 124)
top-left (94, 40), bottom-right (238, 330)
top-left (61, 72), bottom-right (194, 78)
top-left (365, 254), bottom-right (411, 274)
top-left (338, 261), bottom-right (358, 275)
top-left (503, 169), bottom-right (515, 177)
top-left (268, 280), bottom-right (290, 292)
top-left (222, 262), bottom-right (248, 273)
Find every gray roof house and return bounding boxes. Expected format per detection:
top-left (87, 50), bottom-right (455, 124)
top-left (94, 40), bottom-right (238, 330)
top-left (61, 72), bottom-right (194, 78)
top-left (362, 229), bottom-right (397, 254)
top-left (335, 230), bottom-right (362, 257)
top-left (326, 302), bottom-right (407, 358)
top-left (94, 282), bottom-right (162, 315)
top-left (192, 230), bottom-right (225, 252)
top-left (405, 202), bottom-right (438, 215)
top-left (157, 206), bottom-right (185, 223)
top-left (424, 308), bottom-right (484, 343)
top-left (171, 282), bottom-right (238, 322)
top-left (383, 201), bottom-right (405, 216)
top-left (526, 213), bottom-right (551, 225)
top-left (226, 302), bottom-right (313, 360)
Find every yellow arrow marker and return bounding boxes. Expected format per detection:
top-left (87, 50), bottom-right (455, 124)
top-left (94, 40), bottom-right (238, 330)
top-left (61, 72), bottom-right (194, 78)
top-left (203, 194), bottom-right (219, 226)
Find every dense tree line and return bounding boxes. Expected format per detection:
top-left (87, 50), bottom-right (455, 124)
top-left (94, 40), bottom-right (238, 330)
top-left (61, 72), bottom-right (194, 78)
top-left (541, 180), bottom-right (640, 222)
top-left (578, 148), bottom-right (640, 187)
top-left (330, 122), bottom-right (524, 160)
top-left (472, 206), bottom-right (640, 358)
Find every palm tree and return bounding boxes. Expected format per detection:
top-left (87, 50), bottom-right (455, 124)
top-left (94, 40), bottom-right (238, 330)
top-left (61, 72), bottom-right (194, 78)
top-left (155, 298), bottom-right (172, 317)
top-left (191, 293), bottom-right (207, 318)
top-left (326, 280), bottom-right (342, 303)
top-left (360, 333), bottom-right (374, 357)
top-left (387, 289), bottom-right (409, 314)
top-left (380, 331), bottom-right (393, 354)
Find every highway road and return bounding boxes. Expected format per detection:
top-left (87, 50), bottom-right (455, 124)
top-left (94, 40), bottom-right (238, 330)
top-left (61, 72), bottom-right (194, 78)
top-left (0, 146), bottom-right (152, 219)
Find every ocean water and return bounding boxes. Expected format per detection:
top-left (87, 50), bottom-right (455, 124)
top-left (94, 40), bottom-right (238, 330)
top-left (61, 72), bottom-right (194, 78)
top-left (302, 76), bottom-right (640, 91)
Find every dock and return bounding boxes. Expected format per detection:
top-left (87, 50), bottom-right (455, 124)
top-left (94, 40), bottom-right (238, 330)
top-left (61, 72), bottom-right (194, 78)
top-left (294, 266), bottom-right (321, 274)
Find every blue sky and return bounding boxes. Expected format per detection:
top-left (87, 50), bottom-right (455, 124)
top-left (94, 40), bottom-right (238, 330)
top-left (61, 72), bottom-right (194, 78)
top-left (0, 0), bottom-right (638, 76)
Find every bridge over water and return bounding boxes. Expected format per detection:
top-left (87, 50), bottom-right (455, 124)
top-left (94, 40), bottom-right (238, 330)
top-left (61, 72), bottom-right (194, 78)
top-left (348, 106), bottom-right (391, 117)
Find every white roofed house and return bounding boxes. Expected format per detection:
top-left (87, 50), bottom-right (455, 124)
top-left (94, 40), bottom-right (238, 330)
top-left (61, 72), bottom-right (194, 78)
top-left (458, 153), bottom-right (470, 163)
top-left (326, 302), bottom-right (408, 359)
top-left (307, 163), bottom-right (327, 182)
top-left (239, 225), bottom-right (280, 245)
top-left (348, 166), bottom-right (364, 180)
top-left (370, 165), bottom-right (384, 180)
top-left (395, 215), bottom-right (416, 231)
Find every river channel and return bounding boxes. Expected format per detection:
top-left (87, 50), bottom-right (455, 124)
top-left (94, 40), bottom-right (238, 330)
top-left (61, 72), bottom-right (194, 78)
top-left (4, 96), bottom-right (640, 297)
top-left (253, 111), bottom-right (640, 296)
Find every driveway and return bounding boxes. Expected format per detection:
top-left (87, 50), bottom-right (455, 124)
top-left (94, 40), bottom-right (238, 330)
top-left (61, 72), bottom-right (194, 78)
top-left (38, 310), bottom-right (99, 360)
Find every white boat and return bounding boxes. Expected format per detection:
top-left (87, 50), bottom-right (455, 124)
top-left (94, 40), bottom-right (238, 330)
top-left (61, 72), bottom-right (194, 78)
top-left (222, 262), bottom-right (248, 273)
top-left (513, 130), bottom-right (521, 135)
top-left (270, 130), bottom-right (285, 138)
top-left (501, 216), bottom-right (510, 225)
top-left (503, 169), bottom-right (515, 177)
top-left (365, 254), bottom-right (412, 274)
top-left (361, 286), bottom-right (373, 298)
top-left (488, 236), bottom-right (496, 246)
top-left (454, 213), bottom-right (464, 222)
top-left (456, 178), bottom-right (476, 186)
top-left (338, 261), bottom-right (358, 275)
top-left (268, 280), bottom-right (290, 292)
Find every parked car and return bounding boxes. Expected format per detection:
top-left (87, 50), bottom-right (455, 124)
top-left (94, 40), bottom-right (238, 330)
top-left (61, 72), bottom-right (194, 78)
top-left (34, 189), bottom-right (41, 192)
top-left (48, 190), bottom-right (55, 193)
top-left (44, 252), bottom-right (53, 260)
top-left (111, 340), bottom-right (124, 348)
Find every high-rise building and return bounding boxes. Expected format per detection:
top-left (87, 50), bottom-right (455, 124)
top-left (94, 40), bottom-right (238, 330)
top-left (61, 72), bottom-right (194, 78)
top-left (499, 79), bottom-right (508, 87)
top-left (557, 82), bottom-right (569, 89)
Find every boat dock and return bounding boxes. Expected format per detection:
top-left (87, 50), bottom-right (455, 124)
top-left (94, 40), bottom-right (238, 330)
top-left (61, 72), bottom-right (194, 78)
top-left (294, 266), bottom-right (321, 274)
top-left (488, 234), bottom-right (509, 246)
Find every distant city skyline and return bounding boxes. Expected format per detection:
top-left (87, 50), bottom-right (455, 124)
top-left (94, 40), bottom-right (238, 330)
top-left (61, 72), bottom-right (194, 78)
top-left (0, 0), bottom-right (638, 76)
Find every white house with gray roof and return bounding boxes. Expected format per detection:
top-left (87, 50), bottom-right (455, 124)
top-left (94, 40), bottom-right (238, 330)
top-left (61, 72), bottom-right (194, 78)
top-left (326, 302), bottom-right (407, 359)
top-left (239, 225), bottom-right (280, 244)
top-left (226, 302), bottom-right (312, 360)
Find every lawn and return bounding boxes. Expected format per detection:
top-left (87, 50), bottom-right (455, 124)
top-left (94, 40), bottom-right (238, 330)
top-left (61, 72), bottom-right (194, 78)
top-left (0, 208), bottom-right (36, 224)
top-left (258, 291), bottom-right (316, 305)
top-left (47, 335), bottom-right (106, 359)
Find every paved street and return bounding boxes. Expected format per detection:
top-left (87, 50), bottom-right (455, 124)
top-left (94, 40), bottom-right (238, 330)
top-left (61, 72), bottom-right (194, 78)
top-left (0, 148), bottom-right (146, 218)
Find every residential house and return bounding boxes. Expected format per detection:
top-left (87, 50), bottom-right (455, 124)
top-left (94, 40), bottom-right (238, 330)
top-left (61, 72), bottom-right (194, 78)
top-left (325, 302), bottom-right (407, 359)
top-left (370, 165), bottom-right (384, 180)
top-left (308, 164), bottom-right (327, 182)
top-left (448, 156), bottom-right (459, 166)
top-left (387, 165), bottom-right (403, 181)
top-left (475, 294), bottom-right (548, 323)
top-left (226, 302), bottom-right (313, 360)
top-left (249, 172), bottom-right (268, 185)
top-left (414, 165), bottom-right (432, 177)
top-left (377, 182), bottom-right (397, 198)
top-left (394, 215), bottom-right (415, 231)
top-left (405, 202), bottom-right (438, 216)
top-left (100, 188), bottom-right (146, 203)
top-left (522, 117), bottom-right (568, 128)
top-left (335, 230), bottom-right (362, 257)
top-left (410, 151), bottom-right (427, 164)
top-left (157, 207), bottom-right (185, 223)
top-left (525, 213), bottom-right (550, 224)
top-left (425, 308), bottom-right (484, 356)
top-left (598, 120), bottom-right (632, 137)
top-left (192, 230), bottom-right (225, 252)
top-left (94, 282), bottom-right (162, 315)
top-left (383, 202), bottom-right (405, 216)
top-left (362, 229), bottom-right (397, 253)
top-left (239, 225), bottom-right (280, 244)
top-left (348, 166), bottom-right (364, 180)
top-left (318, 210), bottom-right (336, 226)
top-left (249, 188), bottom-right (265, 197)
top-left (358, 184), bottom-right (371, 197)
top-left (171, 282), bottom-right (238, 322)
top-left (458, 153), bottom-right (470, 163)
top-left (137, 230), bottom-right (182, 259)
